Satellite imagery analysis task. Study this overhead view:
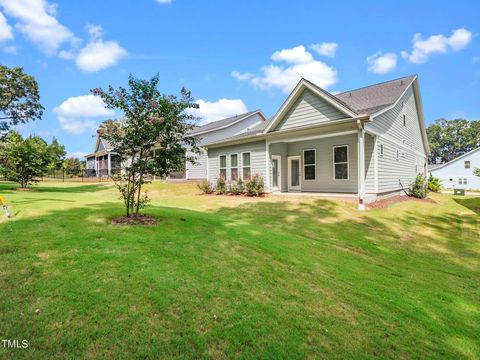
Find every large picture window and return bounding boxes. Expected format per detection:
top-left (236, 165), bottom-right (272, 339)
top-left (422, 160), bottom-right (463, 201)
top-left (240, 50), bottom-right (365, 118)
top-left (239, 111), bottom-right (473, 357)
top-left (303, 149), bottom-right (316, 180)
top-left (242, 152), bottom-right (251, 180)
top-left (219, 155), bottom-right (226, 179)
top-left (333, 145), bottom-right (349, 180)
top-left (230, 154), bottom-right (238, 181)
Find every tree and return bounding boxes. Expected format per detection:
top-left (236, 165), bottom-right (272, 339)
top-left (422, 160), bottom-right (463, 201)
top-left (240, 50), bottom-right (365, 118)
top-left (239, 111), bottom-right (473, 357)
top-left (427, 118), bottom-right (480, 163)
top-left (47, 136), bottom-right (66, 172)
top-left (91, 74), bottom-right (199, 217)
top-left (0, 131), bottom-right (50, 188)
top-left (474, 168), bottom-right (480, 177)
top-left (63, 157), bottom-right (82, 177)
top-left (0, 65), bottom-right (44, 133)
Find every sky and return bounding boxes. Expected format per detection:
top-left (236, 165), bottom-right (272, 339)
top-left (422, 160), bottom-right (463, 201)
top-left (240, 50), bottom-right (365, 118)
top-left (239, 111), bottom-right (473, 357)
top-left (1, 0), bottom-right (479, 158)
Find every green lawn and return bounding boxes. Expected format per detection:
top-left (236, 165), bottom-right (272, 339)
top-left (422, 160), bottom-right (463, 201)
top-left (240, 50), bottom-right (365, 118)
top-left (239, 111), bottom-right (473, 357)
top-left (1, 181), bottom-right (479, 359)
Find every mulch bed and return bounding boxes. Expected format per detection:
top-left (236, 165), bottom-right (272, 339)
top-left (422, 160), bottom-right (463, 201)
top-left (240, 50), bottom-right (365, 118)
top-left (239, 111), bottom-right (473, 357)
top-left (111, 214), bottom-right (158, 225)
top-left (368, 195), bottom-right (436, 209)
top-left (13, 188), bottom-right (35, 192)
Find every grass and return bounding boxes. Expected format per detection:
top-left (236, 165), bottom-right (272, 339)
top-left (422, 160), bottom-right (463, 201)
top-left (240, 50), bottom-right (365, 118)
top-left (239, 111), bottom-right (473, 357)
top-left (1, 181), bottom-right (479, 359)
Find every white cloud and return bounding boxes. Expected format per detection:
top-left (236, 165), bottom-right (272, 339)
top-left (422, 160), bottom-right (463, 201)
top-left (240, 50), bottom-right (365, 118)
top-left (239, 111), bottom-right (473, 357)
top-left (54, 94), bottom-right (114, 134)
top-left (2, 44), bottom-right (15, 53)
top-left (76, 39), bottom-right (127, 72)
top-left (232, 45), bottom-right (337, 93)
top-left (401, 28), bottom-right (472, 64)
top-left (367, 52), bottom-right (397, 74)
top-left (310, 42), bottom-right (337, 57)
top-left (156, 0), bottom-right (173, 3)
top-left (67, 151), bottom-right (89, 159)
top-left (0, 0), bottom-right (78, 55)
top-left (188, 98), bottom-right (248, 125)
top-left (271, 45), bottom-right (313, 64)
top-left (0, 11), bottom-right (13, 41)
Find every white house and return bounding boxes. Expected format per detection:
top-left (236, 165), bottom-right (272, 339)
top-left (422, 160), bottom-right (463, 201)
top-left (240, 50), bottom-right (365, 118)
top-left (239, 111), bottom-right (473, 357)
top-left (429, 147), bottom-right (480, 190)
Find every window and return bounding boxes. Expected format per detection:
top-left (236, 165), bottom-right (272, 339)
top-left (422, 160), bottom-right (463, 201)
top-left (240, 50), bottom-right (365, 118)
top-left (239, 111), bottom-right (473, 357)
top-left (396, 149), bottom-right (399, 161)
top-left (464, 178), bottom-right (468, 184)
top-left (465, 161), bottom-right (471, 169)
top-left (242, 152), bottom-right (251, 180)
top-left (333, 145), bottom-right (349, 180)
top-left (459, 178), bottom-right (463, 185)
top-left (230, 154), bottom-right (238, 181)
top-left (303, 149), bottom-right (316, 180)
top-left (403, 114), bottom-right (406, 127)
top-left (402, 101), bottom-right (406, 126)
top-left (378, 143), bottom-right (384, 156)
top-left (219, 155), bottom-right (226, 179)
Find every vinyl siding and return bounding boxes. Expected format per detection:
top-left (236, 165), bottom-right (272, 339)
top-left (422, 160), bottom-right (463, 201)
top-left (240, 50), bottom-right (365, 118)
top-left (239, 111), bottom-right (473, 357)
top-left (430, 148), bottom-right (480, 190)
top-left (207, 140), bottom-right (267, 184)
top-left (187, 113), bottom-right (265, 179)
top-left (274, 89), bottom-right (346, 131)
top-left (367, 85), bottom-right (427, 193)
top-left (268, 133), bottom-right (358, 193)
top-left (365, 134), bottom-right (375, 193)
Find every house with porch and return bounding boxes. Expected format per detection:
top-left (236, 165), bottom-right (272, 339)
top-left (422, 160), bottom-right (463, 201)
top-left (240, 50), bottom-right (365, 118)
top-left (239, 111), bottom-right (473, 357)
top-left (85, 137), bottom-right (121, 177)
top-left (204, 75), bottom-right (430, 209)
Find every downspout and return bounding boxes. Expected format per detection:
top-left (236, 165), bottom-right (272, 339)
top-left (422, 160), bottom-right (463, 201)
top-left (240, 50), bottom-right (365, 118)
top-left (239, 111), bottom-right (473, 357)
top-left (357, 119), bottom-right (366, 211)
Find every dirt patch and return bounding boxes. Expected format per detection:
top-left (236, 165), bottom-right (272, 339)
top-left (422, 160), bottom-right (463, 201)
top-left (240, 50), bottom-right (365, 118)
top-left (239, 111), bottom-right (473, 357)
top-left (13, 187), bottom-right (35, 191)
top-left (368, 195), bottom-right (436, 209)
top-left (111, 214), bottom-right (158, 226)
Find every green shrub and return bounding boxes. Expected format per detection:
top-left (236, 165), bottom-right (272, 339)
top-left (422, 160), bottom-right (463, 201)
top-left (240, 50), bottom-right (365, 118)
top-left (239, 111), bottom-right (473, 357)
top-left (245, 174), bottom-right (264, 196)
top-left (428, 174), bottom-right (441, 192)
top-left (197, 180), bottom-right (214, 194)
top-left (216, 176), bottom-right (227, 194)
top-left (408, 173), bottom-right (427, 198)
top-left (228, 179), bottom-right (244, 195)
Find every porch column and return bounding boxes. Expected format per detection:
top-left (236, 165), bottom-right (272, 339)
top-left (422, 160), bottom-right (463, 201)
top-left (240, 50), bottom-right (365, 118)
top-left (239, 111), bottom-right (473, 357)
top-left (358, 126), bottom-right (366, 211)
top-left (265, 141), bottom-right (270, 192)
top-left (107, 152), bottom-right (112, 176)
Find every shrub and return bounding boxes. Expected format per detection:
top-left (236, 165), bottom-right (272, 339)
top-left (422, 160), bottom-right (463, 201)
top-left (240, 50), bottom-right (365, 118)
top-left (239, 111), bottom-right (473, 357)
top-left (197, 180), bottom-right (215, 194)
top-left (428, 174), bottom-right (441, 192)
top-left (216, 176), bottom-right (227, 194)
top-left (408, 173), bottom-right (427, 198)
top-left (245, 174), bottom-right (264, 196)
top-left (228, 179), bottom-right (244, 195)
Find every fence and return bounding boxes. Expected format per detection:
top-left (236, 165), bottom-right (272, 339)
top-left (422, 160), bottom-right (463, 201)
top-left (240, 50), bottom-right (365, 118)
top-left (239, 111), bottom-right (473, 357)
top-left (40, 169), bottom-right (112, 182)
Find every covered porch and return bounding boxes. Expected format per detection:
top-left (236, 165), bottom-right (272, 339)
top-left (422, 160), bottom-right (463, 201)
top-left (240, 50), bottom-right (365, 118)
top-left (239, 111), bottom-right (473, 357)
top-left (85, 150), bottom-right (122, 177)
top-left (266, 124), bottom-right (373, 209)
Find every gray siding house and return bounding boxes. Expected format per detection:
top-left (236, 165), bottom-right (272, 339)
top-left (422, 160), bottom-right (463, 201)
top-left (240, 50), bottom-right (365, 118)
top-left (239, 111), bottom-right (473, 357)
top-left (204, 75), bottom-right (430, 209)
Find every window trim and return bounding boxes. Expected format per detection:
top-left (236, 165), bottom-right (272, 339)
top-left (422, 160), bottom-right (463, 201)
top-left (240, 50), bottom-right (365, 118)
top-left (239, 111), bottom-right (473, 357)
top-left (241, 152), bottom-right (251, 181)
top-left (458, 178), bottom-right (463, 185)
top-left (378, 143), bottom-right (384, 157)
top-left (333, 145), bottom-right (349, 181)
top-left (303, 148), bottom-right (316, 181)
top-left (219, 154), bottom-right (227, 179)
top-left (464, 161), bottom-right (471, 169)
top-left (230, 153), bottom-right (239, 181)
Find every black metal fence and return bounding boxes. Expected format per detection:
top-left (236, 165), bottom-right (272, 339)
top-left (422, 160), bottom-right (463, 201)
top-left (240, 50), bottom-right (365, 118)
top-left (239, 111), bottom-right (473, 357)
top-left (40, 169), bottom-right (112, 182)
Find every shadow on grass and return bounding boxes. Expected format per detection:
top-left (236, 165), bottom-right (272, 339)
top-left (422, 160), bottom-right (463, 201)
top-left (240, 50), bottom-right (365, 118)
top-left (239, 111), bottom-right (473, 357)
top-left (0, 196), bottom-right (479, 359)
top-left (454, 197), bottom-right (480, 215)
top-left (0, 182), bottom-right (110, 194)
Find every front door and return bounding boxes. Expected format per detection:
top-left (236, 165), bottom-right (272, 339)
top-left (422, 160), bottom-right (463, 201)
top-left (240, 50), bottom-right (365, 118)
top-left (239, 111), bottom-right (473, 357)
top-left (288, 156), bottom-right (301, 191)
top-left (271, 155), bottom-right (281, 191)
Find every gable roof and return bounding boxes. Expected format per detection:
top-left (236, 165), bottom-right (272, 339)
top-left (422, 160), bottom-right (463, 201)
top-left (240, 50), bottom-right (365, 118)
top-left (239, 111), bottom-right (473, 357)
top-left (189, 110), bottom-right (267, 136)
top-left (335, 75), bottom-right (417, 115)
top-left (429, 146), bottom-right (480, 172)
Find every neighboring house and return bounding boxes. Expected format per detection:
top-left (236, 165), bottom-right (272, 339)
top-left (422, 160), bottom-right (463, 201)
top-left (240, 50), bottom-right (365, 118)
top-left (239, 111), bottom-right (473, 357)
top-left (85, 110), bottom-right (267, 179)
top-left (204, 75), bottom-right (430, 209)
top-left (429, 147), bottom-right (480, 190)
top-left (85, 137), bottom-right (121, 177)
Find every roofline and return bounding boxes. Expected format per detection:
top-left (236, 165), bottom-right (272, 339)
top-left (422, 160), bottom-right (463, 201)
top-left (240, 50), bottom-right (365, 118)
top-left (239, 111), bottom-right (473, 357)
top-left (335, 74), bottom-right (418, 97)
top-left (263, 78), bottom-right (359, 133)
top-left (204, 116), bottom-right (368, 149)
top-left (429, 146), bottom-right (480, 171)
top-left (189, 110), bottom-right (268, 136)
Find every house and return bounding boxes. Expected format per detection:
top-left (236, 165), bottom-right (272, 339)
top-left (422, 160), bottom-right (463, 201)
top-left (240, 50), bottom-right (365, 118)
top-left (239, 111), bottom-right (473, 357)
top-left (85, 110), bottom-right (267, 179)
top-left (203, 75), bottom-right (430, 209)
top-left (85, 137), bottom-right (121, 177)
top-left (429, 147), bottom-right (480, 190)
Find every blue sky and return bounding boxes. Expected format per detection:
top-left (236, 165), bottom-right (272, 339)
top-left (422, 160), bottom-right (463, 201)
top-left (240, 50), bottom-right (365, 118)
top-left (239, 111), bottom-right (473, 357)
top-left (1, 0), bottom-right (479, 158)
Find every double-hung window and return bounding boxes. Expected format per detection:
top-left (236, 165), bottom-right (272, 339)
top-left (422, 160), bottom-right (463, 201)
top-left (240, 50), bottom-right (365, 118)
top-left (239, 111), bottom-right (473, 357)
top-left (219, 155), bottom-right (227, 179)
top-left (465, 161), bottom-right (471, 169)
top-left (230, 154), bottom-right (239, 181)
top-left (333, 145), bottom-right (349, 180)
top-left (303, 149), bottom-right (316, 180)
top-left (242, 153), bottom-right (251, 180)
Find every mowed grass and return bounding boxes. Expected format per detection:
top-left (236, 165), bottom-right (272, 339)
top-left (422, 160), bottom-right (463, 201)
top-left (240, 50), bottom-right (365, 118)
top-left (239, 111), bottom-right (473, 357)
top-left (0, 181), bottom-right (479, 359)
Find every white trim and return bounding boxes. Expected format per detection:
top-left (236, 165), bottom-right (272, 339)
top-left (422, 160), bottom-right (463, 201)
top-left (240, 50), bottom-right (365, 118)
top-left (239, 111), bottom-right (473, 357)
top-left (241, 151), bottom-right (252, 181)
top-left (287, 156), bottom-right (301, 191)
top-left (219, 154), bottom-right (227, 179)
top-left (229, 153), bottom-right (239, 181)
top-left (206, 151), bottom-right (209, 180)
top-left (357, 128), bottom-right (365, 210)
top-left (264, 78), bottom-right (359, 133)
top-left (333, 145), bottom-right (349, 181)
top-left (271, 155), bottom-right (282, 192)
top-left (265, 141), bottom-right (270, 191)
top-left (374, 136), bottom-right (379, 193)
top-left (302, 148), bottom-right (316, 181)
top-left (273, 130), bottom-right (357, 144)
